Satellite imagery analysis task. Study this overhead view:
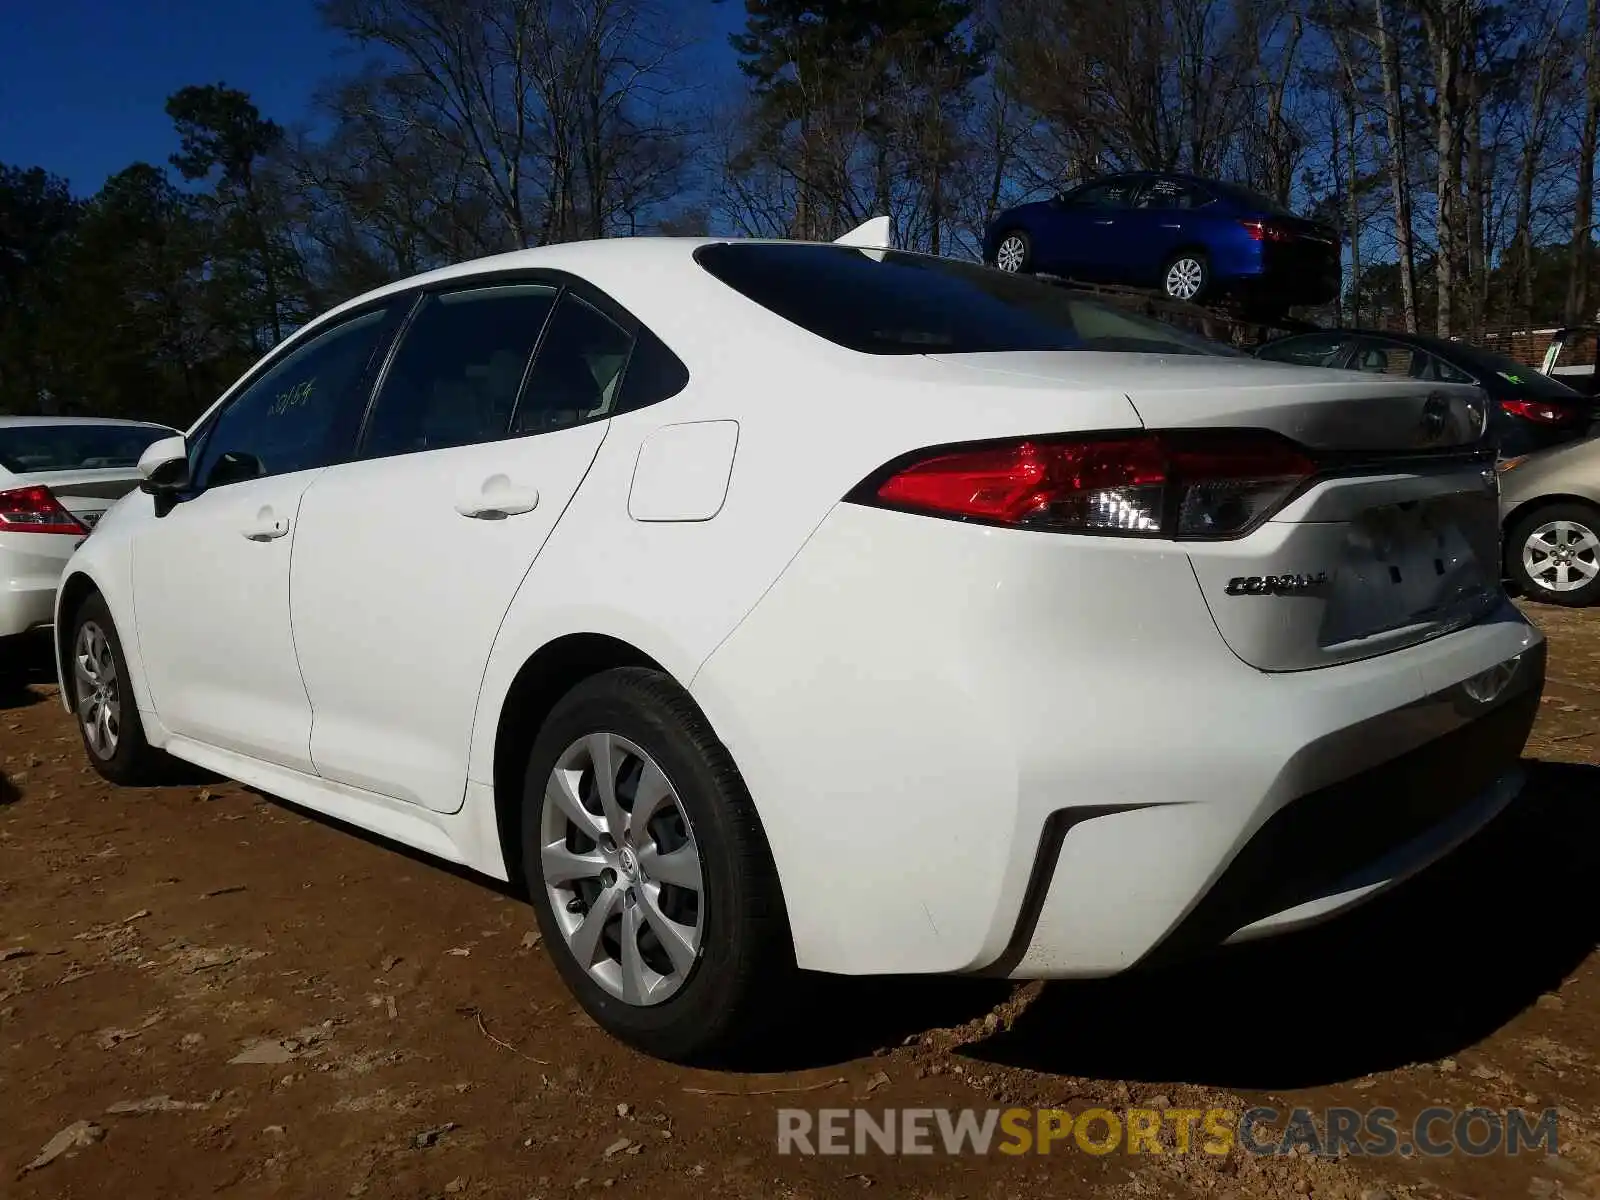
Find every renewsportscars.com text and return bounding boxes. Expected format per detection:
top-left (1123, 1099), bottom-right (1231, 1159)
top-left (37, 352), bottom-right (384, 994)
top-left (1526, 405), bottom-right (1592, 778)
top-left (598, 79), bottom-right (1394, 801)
top-left (776, 1106), bottom-right (1560, 1158)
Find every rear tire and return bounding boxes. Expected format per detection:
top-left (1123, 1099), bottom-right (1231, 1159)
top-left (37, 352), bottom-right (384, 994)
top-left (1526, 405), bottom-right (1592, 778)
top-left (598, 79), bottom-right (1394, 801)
top-left (1162, 252), bottom-right (1210, 302)
top-left (520, 667), bottom-right (793, 1064)
top-left (992, 230), bottom-right (1032, 274)
top-left (69, 592), bottom-right (165, 784)
top-left (1508, 502), bottom-right (1600, 607)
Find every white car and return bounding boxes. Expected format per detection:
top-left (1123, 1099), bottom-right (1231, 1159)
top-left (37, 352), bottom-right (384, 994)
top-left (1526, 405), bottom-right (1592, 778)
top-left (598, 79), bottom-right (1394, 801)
top-left (0, 417), bottom-right (178, 641)
top-left (55, 233), bottom-right (1543, 1062)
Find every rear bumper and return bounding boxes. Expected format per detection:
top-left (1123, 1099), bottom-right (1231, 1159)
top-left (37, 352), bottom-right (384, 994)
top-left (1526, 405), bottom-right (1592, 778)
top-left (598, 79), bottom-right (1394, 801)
top-left (0, 532), bottom-right (82, 637)
top-left (1002, 649), bottom-right (1541, 978)
top-left (691, 503), bottom-right (1545, 978)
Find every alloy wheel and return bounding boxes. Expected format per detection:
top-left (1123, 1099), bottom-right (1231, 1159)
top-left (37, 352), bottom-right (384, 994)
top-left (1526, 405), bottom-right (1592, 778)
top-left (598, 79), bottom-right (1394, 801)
top-left (540, 732), bottom-right (705, 1006)
top-left (1165, 257), bottom-right (1204, 300)
top-left (995, 235), bottom-right (1027, 273)
top-left (74, 620), bottom-right (121, 759)
top-left (1522, 519), bottom-right (1600, 593)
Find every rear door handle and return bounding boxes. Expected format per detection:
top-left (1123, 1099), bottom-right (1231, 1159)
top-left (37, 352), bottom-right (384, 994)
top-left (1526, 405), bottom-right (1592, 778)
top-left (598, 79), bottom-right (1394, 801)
top-left (1093, 219), bottom-right (1115, 225)
top-left (456, 474), bottom-right (539, 519)
top-left (241, 507), bottom-right (289, 542)
top-left (1160, 223), bottom-right (1183, 229)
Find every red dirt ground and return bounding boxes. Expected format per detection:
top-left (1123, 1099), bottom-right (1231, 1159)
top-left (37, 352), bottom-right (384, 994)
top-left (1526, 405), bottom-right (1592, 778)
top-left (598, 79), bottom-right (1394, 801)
top-left (2, 604), bottom-right (1597, 1199)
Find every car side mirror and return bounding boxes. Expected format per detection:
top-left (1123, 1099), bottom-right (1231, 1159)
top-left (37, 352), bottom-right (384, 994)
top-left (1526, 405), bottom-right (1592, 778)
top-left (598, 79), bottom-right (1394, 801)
top-left (137, 435), bottom-right (190, 494)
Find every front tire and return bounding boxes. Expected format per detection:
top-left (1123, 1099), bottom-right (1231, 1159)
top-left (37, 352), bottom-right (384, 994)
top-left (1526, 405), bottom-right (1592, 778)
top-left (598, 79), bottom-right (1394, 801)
top-left (520, 667), bottom-right (792, 1063)
top-left (1508, 502), bottom-right (1600, 606)
top-left (69, 592), bottom-right (163, 784)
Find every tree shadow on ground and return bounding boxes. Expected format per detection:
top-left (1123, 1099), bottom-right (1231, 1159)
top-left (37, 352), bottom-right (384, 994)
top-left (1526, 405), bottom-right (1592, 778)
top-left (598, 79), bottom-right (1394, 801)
top-left (961, 758), bottom-right (1600, 1090)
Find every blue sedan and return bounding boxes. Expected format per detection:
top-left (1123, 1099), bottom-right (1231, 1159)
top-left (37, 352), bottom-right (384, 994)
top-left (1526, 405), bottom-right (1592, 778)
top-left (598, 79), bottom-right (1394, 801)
top-left (982, 172), bottom-right (1340, 313)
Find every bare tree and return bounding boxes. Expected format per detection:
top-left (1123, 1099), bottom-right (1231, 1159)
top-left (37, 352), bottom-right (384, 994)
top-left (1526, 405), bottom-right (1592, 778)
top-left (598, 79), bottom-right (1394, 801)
top-left (313, 0), bottom-right (696, 253)
top-left (1570, 0), bottom-right (1600, 322)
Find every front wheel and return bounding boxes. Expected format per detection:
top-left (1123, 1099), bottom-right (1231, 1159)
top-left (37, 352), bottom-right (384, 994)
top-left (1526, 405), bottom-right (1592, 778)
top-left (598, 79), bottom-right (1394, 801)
top-left (520, 667), bottom-right (792, 1063)
top-left (69, 593), bottom-right (164, 784)
top-left (1162, 252), bottom-right (1210, 302)
top-left (1508, 503), bottom-right (1600, 606)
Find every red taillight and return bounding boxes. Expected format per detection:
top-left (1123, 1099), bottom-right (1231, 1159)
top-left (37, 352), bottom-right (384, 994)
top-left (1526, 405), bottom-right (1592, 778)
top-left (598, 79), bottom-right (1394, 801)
top-left (1500, 398), bottom-right (1582, 426)
top-left (1239, 219), bottom-right (1293, 242)
top-left (0, 485), bottom-right (88, 535)
top-left (858, 431), bottom-right (1316, 540)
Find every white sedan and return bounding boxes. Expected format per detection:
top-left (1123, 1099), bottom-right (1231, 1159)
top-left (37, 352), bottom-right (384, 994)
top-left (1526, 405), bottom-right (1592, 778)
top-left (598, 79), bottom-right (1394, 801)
top-left (0, 416), bottom-right (178, 641)
top-left (55, 232), bottom-right (1543, 1062)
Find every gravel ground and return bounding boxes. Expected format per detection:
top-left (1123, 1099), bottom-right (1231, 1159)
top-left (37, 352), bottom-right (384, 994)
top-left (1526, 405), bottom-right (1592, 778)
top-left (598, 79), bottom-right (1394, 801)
top-left (2, 606), bottom-right (1597, 1200)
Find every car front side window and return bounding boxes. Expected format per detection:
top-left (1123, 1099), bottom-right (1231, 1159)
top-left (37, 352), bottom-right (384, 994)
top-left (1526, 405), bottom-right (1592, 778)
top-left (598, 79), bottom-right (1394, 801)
top-left (192, 307), bottom-right (392, 490)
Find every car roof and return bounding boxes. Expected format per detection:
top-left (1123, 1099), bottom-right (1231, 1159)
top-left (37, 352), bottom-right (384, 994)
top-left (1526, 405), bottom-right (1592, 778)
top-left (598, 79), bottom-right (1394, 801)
top-left (0, 416), bottom-right (176, 430)
top-left (297, 235), bottom-right (734, 344)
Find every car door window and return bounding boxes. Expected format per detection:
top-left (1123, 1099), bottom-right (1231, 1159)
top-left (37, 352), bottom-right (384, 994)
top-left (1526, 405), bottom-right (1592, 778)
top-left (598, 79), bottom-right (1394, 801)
top-left (1066, 180), bottom-right (1137, 209)
top-left (361, 283), bottom-right (559, 459)
top-left (1351, 339), bottom-right (1417, 377)
top-left (1413, 351), bottom-right (1476, 384)
top-left (1137, 178), bottom-right (1209, 210)
top-left (192, 307), bottom-right (391, 489)
top-left (510, 293), bottom-right (634, 437)
top-left (1255, 333), bottom-right (1353, 367)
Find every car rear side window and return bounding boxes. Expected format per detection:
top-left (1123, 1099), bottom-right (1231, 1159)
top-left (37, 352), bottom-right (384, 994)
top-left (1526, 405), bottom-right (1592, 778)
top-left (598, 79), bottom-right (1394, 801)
top-left (694, 243), bottom-right (1233, 357)
top-left (1255, 333), bottom-right (1352, 367)
top-left (1352, 340), bottom-right (1418, 377)
top-left (1138, 179), bottom-right (1210, 210)
top-left (0, 425), bottom-right (171, 474)
top-left (510, 293), bottom-right (634, 437)
top-left (361, 283), bottom-right (559, 458)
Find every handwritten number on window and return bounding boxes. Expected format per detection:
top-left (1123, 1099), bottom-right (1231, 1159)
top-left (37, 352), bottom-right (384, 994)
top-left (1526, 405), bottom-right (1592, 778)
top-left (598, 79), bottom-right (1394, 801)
top-left (268, 378), bottom-right (316, 417)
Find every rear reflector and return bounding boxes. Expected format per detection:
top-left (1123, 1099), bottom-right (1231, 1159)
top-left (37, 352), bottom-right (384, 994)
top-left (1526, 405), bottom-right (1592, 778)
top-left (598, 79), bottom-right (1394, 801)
top-left (1500, 398), bottom-right (1584, 426)
top-left (853, 431), bottom-right (1316, 540)
top-left (0, 485), bottom-right (88, 535)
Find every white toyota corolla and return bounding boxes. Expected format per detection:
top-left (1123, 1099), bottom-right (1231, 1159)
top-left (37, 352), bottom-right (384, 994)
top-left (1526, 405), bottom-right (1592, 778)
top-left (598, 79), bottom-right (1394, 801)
top-left (56, 232), bottom-right (1543, 1062)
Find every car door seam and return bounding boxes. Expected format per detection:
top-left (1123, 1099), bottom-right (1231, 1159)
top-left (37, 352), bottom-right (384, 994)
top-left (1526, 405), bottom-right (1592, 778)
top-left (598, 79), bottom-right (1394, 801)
top-left (460, 421), bottom-right (614, 793)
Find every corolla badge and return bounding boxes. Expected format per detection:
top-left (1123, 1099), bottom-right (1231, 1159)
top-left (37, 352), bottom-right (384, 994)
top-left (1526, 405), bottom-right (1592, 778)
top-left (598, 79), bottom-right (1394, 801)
top-left (1225, 572), bottom-right (1330, 596)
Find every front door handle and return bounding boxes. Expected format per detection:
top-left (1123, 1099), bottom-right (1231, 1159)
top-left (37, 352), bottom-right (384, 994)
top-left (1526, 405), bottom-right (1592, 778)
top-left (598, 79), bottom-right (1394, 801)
top-left (1160, 222), bottom-right (1183, 229)
top-left (456, 474), bottom-right (539, 520)
top-left (1093, 219), bottom-right (1115, 225)
top-left (241, 506), bottom-right (289, 541)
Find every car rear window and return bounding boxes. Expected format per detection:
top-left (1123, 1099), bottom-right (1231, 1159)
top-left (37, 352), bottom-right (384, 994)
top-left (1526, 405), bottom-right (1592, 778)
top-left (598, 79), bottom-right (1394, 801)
top-left (694, 243), bottom-right (1236, 357)
top-left (1212, 183), bottom-right (1298, 217)
top-left (0, 424), bottom-right (172, 474)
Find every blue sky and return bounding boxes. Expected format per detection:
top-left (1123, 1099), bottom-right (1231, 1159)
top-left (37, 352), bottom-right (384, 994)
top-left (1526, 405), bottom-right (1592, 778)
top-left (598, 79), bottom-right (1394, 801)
top-left (0, 0), bottom-right (744, 197)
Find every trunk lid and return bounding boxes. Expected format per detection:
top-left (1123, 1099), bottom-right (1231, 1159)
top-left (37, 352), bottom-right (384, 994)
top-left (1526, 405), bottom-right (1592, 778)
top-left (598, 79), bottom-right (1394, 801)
top-left (930, 352), bottom-right (1501, 671)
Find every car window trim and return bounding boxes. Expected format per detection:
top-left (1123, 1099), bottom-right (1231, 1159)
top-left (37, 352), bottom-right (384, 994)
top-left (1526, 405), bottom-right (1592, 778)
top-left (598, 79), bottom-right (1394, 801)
top-left (184, 297), bottom-right (403, 496)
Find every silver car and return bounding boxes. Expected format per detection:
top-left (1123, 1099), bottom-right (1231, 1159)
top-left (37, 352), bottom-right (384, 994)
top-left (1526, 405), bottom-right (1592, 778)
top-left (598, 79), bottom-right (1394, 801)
top-left (1499, 434), bottom-right (1600, 606)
